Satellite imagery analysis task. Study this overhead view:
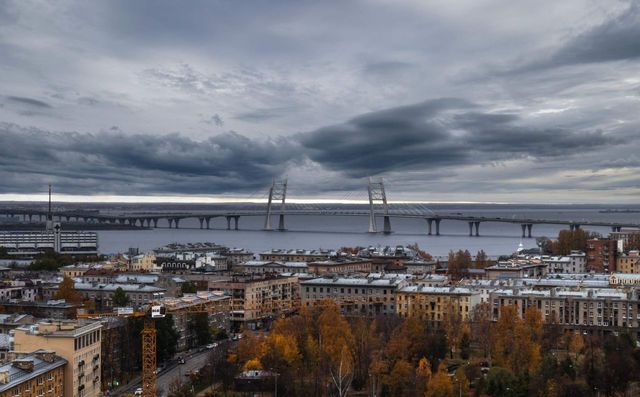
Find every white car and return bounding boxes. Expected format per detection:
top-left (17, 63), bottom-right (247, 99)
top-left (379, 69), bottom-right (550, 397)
top-left (134, 388), bottom-right (143, 396)
top-left (206, 343), bottom-right (215, 349)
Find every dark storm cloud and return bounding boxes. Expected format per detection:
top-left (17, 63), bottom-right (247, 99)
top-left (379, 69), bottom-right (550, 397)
top-left (5, 96), bottom-right (52, 108)
top-left (299, 98), bottom-right (625, 177)
top-left (512, 4), bottom-right (640, 73)
top-left (0, 123), bottom-right (300, 195)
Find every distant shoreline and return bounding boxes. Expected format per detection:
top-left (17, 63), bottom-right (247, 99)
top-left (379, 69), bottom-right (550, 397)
top-left (0, 222), bottom-right (145, 231)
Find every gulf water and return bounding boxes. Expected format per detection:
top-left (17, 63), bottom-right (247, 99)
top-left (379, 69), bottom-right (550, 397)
top-left (93, 204), bottom-right (640, 258)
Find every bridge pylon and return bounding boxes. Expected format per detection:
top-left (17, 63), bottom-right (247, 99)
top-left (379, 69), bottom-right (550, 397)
top-left (367, 177), bottom-right (391, 234)
top-left (264, 177), bottom-right (288, 231)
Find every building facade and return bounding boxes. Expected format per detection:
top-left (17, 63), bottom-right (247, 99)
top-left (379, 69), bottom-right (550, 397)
top-left (209, 275), bottom-right (299, 331)
top-left (12, 320), bottom-right (102, 397)
top-left (301, 274), bottom-right (408, 316)
top-left (617, 251), bottom-right (640, 274)
top-left (586, 239), bottom-right (618, 272)
top-left (396, 286), bottom-right (481, 326)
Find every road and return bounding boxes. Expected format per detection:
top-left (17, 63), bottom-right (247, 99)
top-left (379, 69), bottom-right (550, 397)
top-left (156, 349), bottom-right (212, 395)
top-left (117, 344), bottom-right (227, 396)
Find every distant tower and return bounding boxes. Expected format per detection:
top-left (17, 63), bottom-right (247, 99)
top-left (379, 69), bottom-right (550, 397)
top-left (264, 178), bottom-right (288, 231)
top-left (46, 184), bottom-right (54, 231)
top-left (367, 177), bottom-right (391, 234)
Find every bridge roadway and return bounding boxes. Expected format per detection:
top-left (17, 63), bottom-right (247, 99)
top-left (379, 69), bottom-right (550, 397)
top-left (1, 208), bottom-right (638, 237)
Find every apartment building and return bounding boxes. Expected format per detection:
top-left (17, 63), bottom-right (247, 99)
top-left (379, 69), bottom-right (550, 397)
top-left (0, 350), bottom-right (66, 397)
top-left (12, 320), bottom-right (102, 397)
top-left (232, 261), bottom-right (308, 275)
top-left (307, 259), bottom-right (373, 275)
top-left (396, 286), bottom-right (481, 326)
top-left (158, 291), bottom-right (231, 350)
top-left (543, 251), bottom-right (586, 274)
top-left (489, 288), bottom-right (640, 335)
top-left (209, 275), bottom-right (298, 331)
top-left (617, 251), bottom-right (640, 274)
top-left (127, 253), bottom-right (159, 272)
top-left (259, 249), bottom-right (334, 262)
top-left (44, 283), bottom-right (165, 311)
top-left (586, 239), bottom-right (618, 272)
top-left (485, 260), bottom-right (547, 280)
top-left (300, 274), bottom-right (409, 316)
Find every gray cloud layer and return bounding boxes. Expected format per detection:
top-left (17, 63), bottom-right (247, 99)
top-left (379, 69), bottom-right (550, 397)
top-left (0, 96), bottom-right (632, 197)
top-left (0, 123), bottom-right (299, 195)
top-left (0, 0), bottom-right (639, 202)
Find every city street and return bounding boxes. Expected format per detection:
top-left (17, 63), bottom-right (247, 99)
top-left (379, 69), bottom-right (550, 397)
top-left (156, 349), bottom-right (212, 396)
top-left (118, 347), bottom-right (218, 396)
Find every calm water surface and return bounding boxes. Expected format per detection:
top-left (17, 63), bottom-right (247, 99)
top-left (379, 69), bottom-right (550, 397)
top-left (94, 205), bottom-right (640, 257)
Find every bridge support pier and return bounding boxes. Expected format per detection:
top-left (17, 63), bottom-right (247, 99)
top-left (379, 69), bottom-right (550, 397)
top-left (521, 224), bottom-right (527, 238)
top-left (527, 223), bottom-right (532, 238)
top-left (167, 219), bottom-right (173, 228)
top-left (205, 217), bottom-right (211, 229)
top-left (174, 219), bottom-right (180, 229)
top-left (152, 219), bottom-right (158, 228)
top-left (468, 222), bottom-right (480, 236)
top-left (234, 216), bottom-right (240, 230)
top-left (612, 226), bottom-right (621, 232)
top-left (427, 219), bottom-right (433, 235)
top-left (278, 214), bottom-right (286, 231)
top-left (199, 218), bottom-right (205, 229)
top-left (226, 216), bottom-right (232, 230)
top-left (569, 224), bottom-right (580, 231)
top-left (435, 219), bottom-right (441, 236)
top-left (383, 216), bottom-right (391, 234)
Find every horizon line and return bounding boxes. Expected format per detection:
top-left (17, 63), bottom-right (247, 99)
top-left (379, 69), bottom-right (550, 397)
top-left (0, 194), bottom-right (636, 206)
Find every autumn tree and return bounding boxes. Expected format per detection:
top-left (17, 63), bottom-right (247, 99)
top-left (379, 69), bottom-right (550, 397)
top-left (471, 302), bottom-right (492, 359)
top-left (475, 249), bottom-right (489, 268)
top-left (54, 276), bottom-right (83, 304)
top-left (551, 229), bottom-right (600, 255)
top-left (416, 357), bottom-right (432, 397)
top-left (448, 250), bottom-right (472, 281)
top-left (384, 359), bottom-right (415, 397)
top-left (349, 317), bottom-right (380, 390)
top-left (452, 367), bottom-right (470, 397)
top-left (408, 243), bottom-right (434, 260)
top-left (426, 363), bottom-right (454, 397)
top-left (443, 300), bottom-right (465, 358)
top-left (491, 305), bottom-right (541, 375)
top-left (317, 302), bottom-right (355, 397)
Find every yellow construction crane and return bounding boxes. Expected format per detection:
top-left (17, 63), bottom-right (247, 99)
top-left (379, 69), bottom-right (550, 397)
top-left (78, 304), bottom-right (166, 397)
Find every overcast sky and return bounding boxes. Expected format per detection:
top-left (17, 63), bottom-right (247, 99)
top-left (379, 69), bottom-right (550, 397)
top-left (1, 0), bottom-right (639, 203)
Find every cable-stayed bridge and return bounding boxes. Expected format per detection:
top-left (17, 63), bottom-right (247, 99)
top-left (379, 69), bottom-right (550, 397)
top-left (1, 179), bottom-right (638, 238)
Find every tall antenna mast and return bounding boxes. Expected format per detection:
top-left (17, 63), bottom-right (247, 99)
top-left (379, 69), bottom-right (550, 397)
top-left (48, 184), bottom-right (52, 221)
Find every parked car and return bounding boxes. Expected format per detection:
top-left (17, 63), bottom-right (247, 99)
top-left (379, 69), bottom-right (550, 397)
top-left (134, 388), bottom-right (143, 396)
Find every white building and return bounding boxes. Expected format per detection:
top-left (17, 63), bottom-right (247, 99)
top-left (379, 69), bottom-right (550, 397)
top-left (543, 251), bottom-right (586, 274)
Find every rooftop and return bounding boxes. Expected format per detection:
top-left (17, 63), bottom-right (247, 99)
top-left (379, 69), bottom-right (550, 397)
top-left (0, 350), bottom-right (66, 392)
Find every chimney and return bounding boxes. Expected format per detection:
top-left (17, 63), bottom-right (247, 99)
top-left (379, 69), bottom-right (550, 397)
top-left (0, 371), bottom-right (9, 384)
top-left (12, 359), bottom-right (35, 372)
top-left (35, 350), bottom-right (56, 363)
